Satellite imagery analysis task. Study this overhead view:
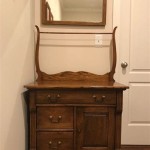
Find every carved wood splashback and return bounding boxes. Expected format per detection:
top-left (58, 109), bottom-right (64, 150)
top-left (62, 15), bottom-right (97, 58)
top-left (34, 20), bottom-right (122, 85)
top-left (35, 25), bottom-right (117, 82)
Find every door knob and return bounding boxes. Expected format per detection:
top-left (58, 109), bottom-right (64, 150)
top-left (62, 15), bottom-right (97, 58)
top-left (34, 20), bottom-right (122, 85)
top-left (121, 61), bottom-right (128, 68)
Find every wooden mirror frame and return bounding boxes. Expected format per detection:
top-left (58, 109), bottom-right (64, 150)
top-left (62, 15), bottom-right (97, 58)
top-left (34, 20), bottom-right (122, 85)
top-left (41, 0), bottom-right (107, 26)
top-left (35, 26), bottom-right (117, 82)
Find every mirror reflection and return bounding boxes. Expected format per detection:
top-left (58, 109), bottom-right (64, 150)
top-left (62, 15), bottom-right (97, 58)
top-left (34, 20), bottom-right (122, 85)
top-left (42, 0), bottom-right (107, 25)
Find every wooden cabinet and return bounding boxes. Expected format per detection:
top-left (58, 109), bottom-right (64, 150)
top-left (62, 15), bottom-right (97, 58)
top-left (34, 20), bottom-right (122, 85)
top-left (25, 84), bottom-right (128, 150)
top-left (25, 26), bottom-right (128, 150)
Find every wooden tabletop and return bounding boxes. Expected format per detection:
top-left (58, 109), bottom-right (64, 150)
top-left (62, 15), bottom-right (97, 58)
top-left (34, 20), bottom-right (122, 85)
top-left (25, 80), bottom-right (129, 90)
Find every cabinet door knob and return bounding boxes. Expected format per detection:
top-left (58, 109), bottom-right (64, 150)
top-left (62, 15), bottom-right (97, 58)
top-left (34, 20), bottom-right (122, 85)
top-left (77, 128), bottom-right (81, 134)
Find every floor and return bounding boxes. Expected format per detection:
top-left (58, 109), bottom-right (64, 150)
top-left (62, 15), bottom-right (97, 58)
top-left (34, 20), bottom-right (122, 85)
top-left (121, 145), bottom-right (150, 150)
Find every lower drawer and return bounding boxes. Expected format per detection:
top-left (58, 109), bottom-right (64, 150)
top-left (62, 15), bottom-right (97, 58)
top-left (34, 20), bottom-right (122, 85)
top-left (37, 132), bottom-right (73, 150)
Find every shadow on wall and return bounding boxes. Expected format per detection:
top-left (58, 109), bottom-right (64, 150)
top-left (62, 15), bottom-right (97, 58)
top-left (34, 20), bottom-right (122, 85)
top-left (1, 0), bottom-right (34, 150)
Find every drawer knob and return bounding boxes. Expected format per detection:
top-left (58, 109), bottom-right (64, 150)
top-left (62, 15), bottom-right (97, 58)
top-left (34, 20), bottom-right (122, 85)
top-left (102, 95), bottom-right (106, 100)
top-left (49, 115), bottom-right (62, 123)
top-left (58, 141), bottom-right (62, 145)
top-left (47, 94), bottom-right (60, 103)
top-left (48, 141), bottom-right (62, 149)
top-left (49, 141), bottom-right (52, 145)
top-left (57, 94), bottom-right (60, 99)
top-left (58, 116), bottom-right (62, 119)
top-left (93, 95), bottom-right (106, 103)
top-left (92, 95), bottom-right (97, 99)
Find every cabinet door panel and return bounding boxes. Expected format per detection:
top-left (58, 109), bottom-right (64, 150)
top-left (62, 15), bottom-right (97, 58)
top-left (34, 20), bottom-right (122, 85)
top-left (77, 107), bottom-right (115, 150)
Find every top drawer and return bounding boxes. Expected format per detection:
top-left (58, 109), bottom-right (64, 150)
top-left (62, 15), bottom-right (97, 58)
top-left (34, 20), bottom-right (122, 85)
top-left (35, 89), bottom-right (116, 105)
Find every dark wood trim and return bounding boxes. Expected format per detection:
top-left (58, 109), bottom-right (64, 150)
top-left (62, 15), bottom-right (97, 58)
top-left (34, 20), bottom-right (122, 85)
top-left (115, 91), bottom-right (123, 149)
top-left (35, 25), bottom-right (42, 81)
top-left (41, 0), bottom-right (47, 24)
top-left (102, 0), bottom-right (107, 25)
top-left (29, 92), bottom-right (36, 149)
top-left (121, 145), bottom-right (150, 150)
top-left (74, 107), bottom-right (77, 150)
top-left (109, 27), bottom-right (117, 82)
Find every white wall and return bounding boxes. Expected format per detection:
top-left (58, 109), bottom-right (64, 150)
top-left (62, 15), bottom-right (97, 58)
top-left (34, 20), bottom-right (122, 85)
top-left (0, 1), bottom-right (2, 149)
top-left (0, 0), bottom-right (34, 150)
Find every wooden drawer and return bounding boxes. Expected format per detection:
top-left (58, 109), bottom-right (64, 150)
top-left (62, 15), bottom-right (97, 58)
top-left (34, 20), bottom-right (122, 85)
top-left (36, 89), bottom-right (116, 105)
top-left (37, 107), bottom-right (73, 129)
top-left (37, 132), bottom-right (73, 150)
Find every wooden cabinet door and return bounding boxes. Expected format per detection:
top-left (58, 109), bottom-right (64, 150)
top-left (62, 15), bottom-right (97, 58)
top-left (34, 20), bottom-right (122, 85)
top-left (76, 107), bottom-right (115, 150)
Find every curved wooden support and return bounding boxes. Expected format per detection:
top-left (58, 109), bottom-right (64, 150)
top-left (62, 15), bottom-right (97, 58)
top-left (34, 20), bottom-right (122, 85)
top-left (35, 25), bottom-right (42, 81)
top-left (109, 26), bottom-right (117, 82)
top-left (34, 25), bottom-right (117, 82)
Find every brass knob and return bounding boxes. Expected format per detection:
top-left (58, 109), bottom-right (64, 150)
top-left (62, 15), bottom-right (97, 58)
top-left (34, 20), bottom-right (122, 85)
top-left (49, 115), bottom-right (62, 123)
top-left (57, 94), bottom-right (60, 98)
top-left (58, 116), bottom-right (62, 119)
top-left (49, 115), bottom-right (53, 119)
top-left (49, 141), bottom-right (52, 145)
top-left (47, 94), bottom-right (51, 98)
top-left (58, 141), bottom-right (62, 145)
top-left (93, 95), bottom-right (97, 99)
top-left (101, 95), bottom-right (106, 99)
top-left (77, 128), bottom-right (81, 133)
top-left (47, 94), bottom-right (60, 103)
top-left (93, 95), bottom-right (106, 103)
top-left (121, 61), bottom-right (128, 68)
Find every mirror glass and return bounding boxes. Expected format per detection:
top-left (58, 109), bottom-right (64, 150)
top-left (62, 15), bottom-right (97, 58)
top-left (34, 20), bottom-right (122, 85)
top-left (42, 0), bottom-right (107, 25)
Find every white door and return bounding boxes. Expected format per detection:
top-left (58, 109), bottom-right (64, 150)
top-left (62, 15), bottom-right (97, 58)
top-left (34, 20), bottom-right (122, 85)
top-left (113, 0), bottom-right (150, 145)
